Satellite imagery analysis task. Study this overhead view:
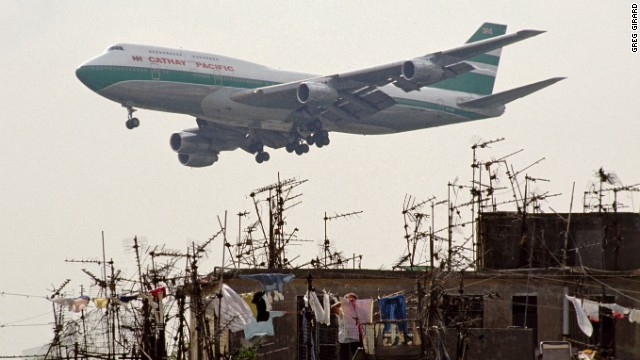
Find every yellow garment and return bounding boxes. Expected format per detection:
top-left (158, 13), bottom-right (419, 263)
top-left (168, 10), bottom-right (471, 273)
top-left (94, 297), bottom-right (110, 309)
top-left (241, 293), bottom-right (258, 317)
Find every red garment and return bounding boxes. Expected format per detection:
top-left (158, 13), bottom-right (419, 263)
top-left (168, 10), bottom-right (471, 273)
top-left (150, 286), bottom-right (166, 299)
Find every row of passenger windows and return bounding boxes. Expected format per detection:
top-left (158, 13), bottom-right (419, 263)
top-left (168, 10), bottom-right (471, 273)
top-left (193, 54), bottom-right (220, 62)
top-left (98, 66), bottom-right (272, 87)
top-left (149, 49), bottom-right (183, 57)
top-left (100, 66), bottom-right (146, 73)
top-left (108, 46), bottom-right (223, 64)
top-left (148, 50), bottom-right (220, 61)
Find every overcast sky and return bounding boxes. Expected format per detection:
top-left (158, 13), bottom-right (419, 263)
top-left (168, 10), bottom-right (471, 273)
top-left (2, 0), bottom-right (639, 354)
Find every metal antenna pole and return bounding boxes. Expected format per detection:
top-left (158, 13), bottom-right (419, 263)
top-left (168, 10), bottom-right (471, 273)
top-left (447, 182), bottom-right (453, 272)
top-left (216, 211), bottom-right (228, 359)
top-left (562, 182), bottom-right (576, 266)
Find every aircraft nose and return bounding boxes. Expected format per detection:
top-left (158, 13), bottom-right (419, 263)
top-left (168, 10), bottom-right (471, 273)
top-left (75, 65), bottom-right (90, 86)
top-left (75, 62), bottom-right (105, 92)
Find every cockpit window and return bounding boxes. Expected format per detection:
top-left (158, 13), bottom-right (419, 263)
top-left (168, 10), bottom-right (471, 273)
top-left (107, 45), bottom-right (125, 51)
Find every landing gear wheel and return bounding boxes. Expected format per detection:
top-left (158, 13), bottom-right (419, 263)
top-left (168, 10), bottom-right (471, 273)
top-left (125, 105), bottom-right (139, 129)
top-left (285, 143), bottom-right (296, 153)
top-left (315, 130), bottom-right (329, 146)
top-left (125, 118), bottom-right (140, 129)
top-left (306, 135), bottom-right (315, 146)
top-left (255, 151), bottom-right (270, 163)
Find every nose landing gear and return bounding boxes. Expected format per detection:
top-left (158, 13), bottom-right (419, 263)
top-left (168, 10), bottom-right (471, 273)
top-left (124, 105), bottom-right (140, 129)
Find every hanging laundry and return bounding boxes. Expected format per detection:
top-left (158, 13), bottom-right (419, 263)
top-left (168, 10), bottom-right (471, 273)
top-left (120, 294), bottom-right (138, 302)
top-left (339, 298), bottom-right (373, 343)
top-left (566, 295), bottom-right (593, 337)
top-left (307, 291), bottom-right (331, 325)
top-left (212, 283), bottom-right (254, 332)
top-left (322, 293), bottom-right (331, 325)
top-left (629, 309), bottom-right (640, 324)
top-left (52, 298), bottom-right (74, 308)
top-left (241, 293), bottom-right (258, 317)
top-left (150, 286), bottom-right (167, 299)
top-left (252, 291), bottom-right (270, 322)
top-left (53, 296), bottom-right (90, 313)
top-left (600, 303), bottom-right (630, 315)
top-left (243, 311), bottom-right (285, 340)
top-left (379, 294), bottom-right (408, 333)
top-left (113, 294), bottom-right (138, 307)
top-left (601, 303), bottom-right (630, 319)
top-left (300, 308), bottom-right (317, 360)
top-left (70, 297), bottom-right (89, 313)
top-left (93, 297), bottom-right (110, 309)
top-left (238, 273), bottom-right (295, 300)
top-left (582, 299), bottom-right (599, 322)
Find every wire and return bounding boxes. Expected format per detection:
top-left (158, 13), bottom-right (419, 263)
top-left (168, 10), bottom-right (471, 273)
top-left (0, 291), bottom-right (47, 299)
top-left (0, 311), bottom-right (52, 328)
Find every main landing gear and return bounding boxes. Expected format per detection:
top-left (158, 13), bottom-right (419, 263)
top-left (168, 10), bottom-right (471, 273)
top-left (249, 141), bottom-right (270, 164)
top-left (125, 106), bottom-right (140, 129)
top-left (285, 122), bottom-right (330, 156)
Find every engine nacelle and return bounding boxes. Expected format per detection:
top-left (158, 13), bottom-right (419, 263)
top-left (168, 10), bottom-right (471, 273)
top-left (401, 60), bottom-right (445, 84)
top-left (296, 82), bottom-right (338, 105)
top-left (177, 152), bottom-right (219, 167)
top-left (170, 132), bottom-right (212, 154)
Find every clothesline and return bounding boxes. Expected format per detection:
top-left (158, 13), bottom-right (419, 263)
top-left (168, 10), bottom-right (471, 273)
top-left (566, 294), bottom-right (640, 338)
top-left (50, 286), bottom-right (168, 313)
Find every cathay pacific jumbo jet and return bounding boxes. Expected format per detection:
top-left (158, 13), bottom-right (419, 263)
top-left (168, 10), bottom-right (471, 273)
top-left (76, 23), bottom-right (563, 167)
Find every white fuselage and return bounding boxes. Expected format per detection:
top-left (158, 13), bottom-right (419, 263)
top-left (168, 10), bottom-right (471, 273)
top-left (76, 44), bottom-right (502, 136)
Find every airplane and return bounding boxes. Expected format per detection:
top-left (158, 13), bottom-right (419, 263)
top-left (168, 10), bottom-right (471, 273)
top-left (76, 23), bottom-right (564, 167)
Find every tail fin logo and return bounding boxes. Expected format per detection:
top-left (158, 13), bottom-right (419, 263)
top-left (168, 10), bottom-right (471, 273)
top-left (482, 28), bottom-right (493, 35)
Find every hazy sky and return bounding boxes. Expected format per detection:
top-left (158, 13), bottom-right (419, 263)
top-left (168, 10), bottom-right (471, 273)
top-left (2, 0), bottom-right (639, 354)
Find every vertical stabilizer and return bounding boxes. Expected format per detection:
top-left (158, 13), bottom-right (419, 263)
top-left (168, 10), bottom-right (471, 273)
top-left (431, 22), bottom-right (507, 95)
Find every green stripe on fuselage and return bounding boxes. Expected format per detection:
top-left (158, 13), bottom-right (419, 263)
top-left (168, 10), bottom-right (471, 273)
top-left (76, 65), bottom-right (278, 92)
top-left (78, 65), bottom-right (488, 120)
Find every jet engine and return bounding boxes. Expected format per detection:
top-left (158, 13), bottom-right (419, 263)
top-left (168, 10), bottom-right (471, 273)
top-left (296, 82), bottom-right (338, 105)
top-left (401, 60), bottom-right (445, 84)
top-left (170, 132), bottom-right (219, 167)
top-left (177, 152), bottom-right (219, 167)
top-left (170, 132), bottom-right (212, 154)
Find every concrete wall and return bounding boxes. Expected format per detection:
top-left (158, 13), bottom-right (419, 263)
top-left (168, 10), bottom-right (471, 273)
top-left (442, 328), bottom-right (534, 360)
top-left (478, 212), bottom-right (640, 271)
top-left (205, 268), bottom-right (640, 360)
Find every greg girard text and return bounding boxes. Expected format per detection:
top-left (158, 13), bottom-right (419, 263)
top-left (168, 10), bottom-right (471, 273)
top-left (632, 3), bottom-right (638, 52)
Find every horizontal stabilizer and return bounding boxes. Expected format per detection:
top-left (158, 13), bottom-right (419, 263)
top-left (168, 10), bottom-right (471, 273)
top-left (458, 77), bottom-right (565, 108)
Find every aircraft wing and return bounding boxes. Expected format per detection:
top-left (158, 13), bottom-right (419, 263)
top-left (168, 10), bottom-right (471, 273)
top-left (458, 77), bottom-right (566, 108)
top-left (230, 28), bottom-right (545, 122)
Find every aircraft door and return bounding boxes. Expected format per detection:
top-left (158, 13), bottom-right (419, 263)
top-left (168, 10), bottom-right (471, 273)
top-left (150, 63), bottom-right (160, 80)
top-left (212, 69), bottom-right (222, 86)
top-left (196, 64), bottom-right (219, 86)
